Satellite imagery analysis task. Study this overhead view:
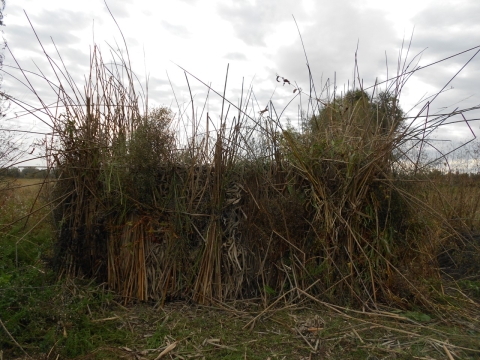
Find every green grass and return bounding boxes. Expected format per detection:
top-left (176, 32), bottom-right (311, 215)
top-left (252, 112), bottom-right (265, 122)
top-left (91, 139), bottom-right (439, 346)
top-left (1, 244), bottom-right (479, 359)
top-left (0, 178), bottom-right (132, 358)
top-left (458, 279), bottom-right (480, 299)
top-left (1, 175), bottom-right (480, 359)
top-left (73, 300), bottom-right (478, 360)
top-left (0, 270), bottom-right (134, 358)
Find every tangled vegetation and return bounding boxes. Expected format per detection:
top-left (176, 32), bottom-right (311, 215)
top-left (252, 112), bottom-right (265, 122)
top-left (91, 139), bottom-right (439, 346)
top-left (0, 24), bottom-right (479, 359)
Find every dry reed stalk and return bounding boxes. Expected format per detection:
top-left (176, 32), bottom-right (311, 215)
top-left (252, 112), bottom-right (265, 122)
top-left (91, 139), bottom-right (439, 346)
top-left (8, 17), bottom-right (478, 313)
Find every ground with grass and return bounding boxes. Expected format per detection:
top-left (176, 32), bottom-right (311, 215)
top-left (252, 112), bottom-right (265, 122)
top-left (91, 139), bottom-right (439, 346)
top-left (0, 177), bottom-right (479, 359)
top-left (2, 280), bottom-right (480, 359)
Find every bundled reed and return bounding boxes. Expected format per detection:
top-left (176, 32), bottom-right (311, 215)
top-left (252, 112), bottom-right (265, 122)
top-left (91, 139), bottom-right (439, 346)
top-left (7, 32), bottom-right (470, 311)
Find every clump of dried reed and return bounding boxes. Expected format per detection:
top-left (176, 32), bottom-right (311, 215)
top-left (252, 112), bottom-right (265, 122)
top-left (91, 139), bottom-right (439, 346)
top-left (7, 24), bottom-right (479, 312)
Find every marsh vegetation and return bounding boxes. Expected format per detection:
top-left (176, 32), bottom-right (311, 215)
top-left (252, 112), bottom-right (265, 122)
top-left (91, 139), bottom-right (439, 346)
top-left (0, 23), bottom-right (479, 359)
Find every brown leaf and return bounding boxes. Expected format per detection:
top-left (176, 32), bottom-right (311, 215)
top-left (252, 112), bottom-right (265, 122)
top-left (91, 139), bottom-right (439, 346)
top-left (154, 341), bottom-right (178, 359)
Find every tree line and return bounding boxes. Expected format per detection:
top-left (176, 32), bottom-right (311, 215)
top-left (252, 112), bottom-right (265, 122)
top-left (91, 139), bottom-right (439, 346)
top-left (0, 166), bottom-right (50, 179)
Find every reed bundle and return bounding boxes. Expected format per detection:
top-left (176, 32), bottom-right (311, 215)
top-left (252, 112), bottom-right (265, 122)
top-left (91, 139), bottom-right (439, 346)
top-left (7, 34), bottom-right (471, 311)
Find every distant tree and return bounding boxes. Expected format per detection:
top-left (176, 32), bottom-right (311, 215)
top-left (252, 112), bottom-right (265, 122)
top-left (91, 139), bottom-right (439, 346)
top-left (309, 89), bottom-right (404, 137)
top-left (21, 167), bottom-right (40, 178)
top-left (34, 169), bottom-right (48, 179)
top-left (7, 166), bottom-right (20, 178)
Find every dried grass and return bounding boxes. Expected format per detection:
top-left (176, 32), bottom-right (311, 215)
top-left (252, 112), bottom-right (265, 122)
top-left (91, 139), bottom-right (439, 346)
top-left (4, 21), bottom-right (479, 315)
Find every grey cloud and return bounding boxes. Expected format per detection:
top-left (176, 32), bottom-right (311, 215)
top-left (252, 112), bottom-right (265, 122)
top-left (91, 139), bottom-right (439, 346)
top-left (4, 44), bottom-right (92, 117)
top-left (191, 83), bottom-right (209, 93)
top-left (413, 54), bottom-right (480, 92)
top-left (140, 9), bottom-right (152, 17)
top-left (413, 1), bottom-right (480, 28)
top-left (406, 1), bottom-right (480, 137)
top-left (5, 53), bottom-right (56, 83)
top-left (6, 23), bottom-right (81, 50)
top-left (268, 0), bottom-right (479, 141)
top-left (217, 0), bottom-right (308, 47)
top-left (148, 87), bottom-right (176, 104)
top-left (161, 21), bottom-right (190, 38)
top-left (412, 32), bottom-right (480, 61)
top-left (251, 3), bottom-right (478, 138)
top-left (274, 1), bottom-right (397, 98)
top-left (224, 52), bottom-right (247, 61)
top-left (4, 37), bottom-right (90, 91)
top-left (55, 47), bottom-right (91, 68)
top-left (148, 75), bottom-right (170, 87)
top-left (125, 36), bottom-right (140, 48)
top-left (103, 1), bottom-right (134, 19)
top-left (5, 4), bottom-right (23, 17)
top-left (146, 83), bottom-right (209, 107)
top-left (5, 7), bottom-right (96, 50)
top-left (29, 9), bottom-right (93, 31)
top-left (3, 8), bottom-right (110, 106)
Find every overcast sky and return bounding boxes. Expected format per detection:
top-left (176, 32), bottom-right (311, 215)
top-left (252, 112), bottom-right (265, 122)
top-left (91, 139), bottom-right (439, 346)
top-left (2, 0), bottom-right (480, 166)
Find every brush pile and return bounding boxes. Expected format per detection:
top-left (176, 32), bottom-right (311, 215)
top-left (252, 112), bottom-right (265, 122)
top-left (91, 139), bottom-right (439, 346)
top-left (46, 45), bottom-right (459, 310)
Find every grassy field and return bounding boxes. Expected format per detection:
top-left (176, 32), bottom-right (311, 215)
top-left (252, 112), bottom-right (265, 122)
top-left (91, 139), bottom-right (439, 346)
top-left (1, 176), bottom-right (480, 359)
